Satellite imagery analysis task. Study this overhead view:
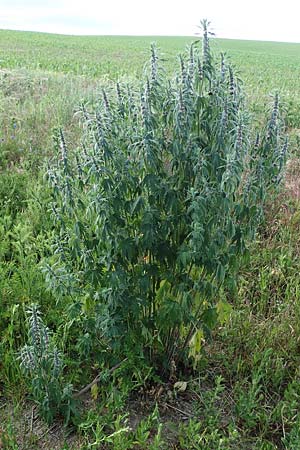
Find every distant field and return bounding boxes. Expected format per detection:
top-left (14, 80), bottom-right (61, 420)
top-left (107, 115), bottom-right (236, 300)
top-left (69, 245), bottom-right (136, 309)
top-left (1, 30), bottom-right (300, 80)
top-left (0, 29), bottom-right (299, 169)
top-left (1, 30), bottom-right (300, 127)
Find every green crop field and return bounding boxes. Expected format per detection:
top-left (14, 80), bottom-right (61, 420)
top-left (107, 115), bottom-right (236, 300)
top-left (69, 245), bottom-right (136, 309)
top-left (1, 29), bottom-right (300, 449)
top-left (1, 30), bottom-right (299, 169)
top-left (1, 30), bottom-right (300, 113)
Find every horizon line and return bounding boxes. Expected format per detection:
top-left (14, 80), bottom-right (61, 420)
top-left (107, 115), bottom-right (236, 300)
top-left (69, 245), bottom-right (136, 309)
top-left (1, 27), bottom-right (300, 45)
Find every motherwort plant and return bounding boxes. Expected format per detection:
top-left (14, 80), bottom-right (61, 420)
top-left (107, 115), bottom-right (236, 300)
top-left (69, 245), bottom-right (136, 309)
top-left (19, 304), bottom-right (75, 424)
top-left (45, 21), bottom-right (287, 376)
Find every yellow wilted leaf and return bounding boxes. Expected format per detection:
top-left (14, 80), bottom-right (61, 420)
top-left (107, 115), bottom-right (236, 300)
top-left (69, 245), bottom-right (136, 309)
top-left (91, 383), bottom-right (99, 400)
top-left (216, 300), bottom-right (232, 325)
top-left (174, 381), bottom-right (188, 392)
top-left (188, 329), bottom-right (204, 368)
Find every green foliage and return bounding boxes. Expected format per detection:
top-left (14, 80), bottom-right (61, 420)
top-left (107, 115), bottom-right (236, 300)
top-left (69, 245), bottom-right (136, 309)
top-left (19, 304), bottom-right (76, 424)
top-left (0, 420), bottom-right (19, 450)
top-left (177, 375), bottom-right (240, 449)
top-left (46, 26), bottom-right (287, 377)
top-left (0, 170), bottom-right (29, 217)
top-left (1, 26), bottom-right (299, 448)
top-left (235, 349), bottom-right (272, 430)
top-left (79, 403), bottom-right (165, 449)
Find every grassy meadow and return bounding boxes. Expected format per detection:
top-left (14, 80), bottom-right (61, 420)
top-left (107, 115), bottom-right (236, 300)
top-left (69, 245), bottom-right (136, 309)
top-left (1, 29), bottom-right (300, 449)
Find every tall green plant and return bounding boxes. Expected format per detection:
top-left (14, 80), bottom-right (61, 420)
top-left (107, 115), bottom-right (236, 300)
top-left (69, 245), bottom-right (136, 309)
top-left (45, 22), bottom-right (287, 375)
top-left (19, 304), bottom-right (76, 424)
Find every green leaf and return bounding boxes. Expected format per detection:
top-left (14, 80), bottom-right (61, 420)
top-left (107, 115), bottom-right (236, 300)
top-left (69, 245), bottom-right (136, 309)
top-left (216, 300), bottom-right (232, 325)
top-left (91, 383), bottom-right (99, 400)
top-left (188, 329), bottom-right (204, 368)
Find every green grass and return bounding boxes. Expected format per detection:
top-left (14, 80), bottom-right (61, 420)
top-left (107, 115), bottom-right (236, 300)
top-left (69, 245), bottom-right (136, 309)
top-left (1, 29), bottom-right (300, 449)
top-left (1, 31), bottom-right (300, 115)
top-left (1, 30), bottom-right (300, 81)
top-left (1, 30), bottom-right (299, 170)
top-left (1, 30), bottom-right (300, 159)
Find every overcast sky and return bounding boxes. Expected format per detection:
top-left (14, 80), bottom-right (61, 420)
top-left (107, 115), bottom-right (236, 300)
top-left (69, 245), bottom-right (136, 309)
top-left (1, 0), bottom-right (300, 43)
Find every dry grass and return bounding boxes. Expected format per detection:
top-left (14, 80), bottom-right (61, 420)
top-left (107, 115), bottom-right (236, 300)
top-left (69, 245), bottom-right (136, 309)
top-left (284, 157), bottom-right (300, 201)
top-left (0, 400), bottom-right (83, 450)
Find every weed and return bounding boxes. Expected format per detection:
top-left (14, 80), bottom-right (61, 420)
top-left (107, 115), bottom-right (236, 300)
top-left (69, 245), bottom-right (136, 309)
top-left (1, 24), bottom-right (299, 450)
top-left (46, 26), bottom-right (286, 384)
top-left (19, 304), bottom-right (76, 424)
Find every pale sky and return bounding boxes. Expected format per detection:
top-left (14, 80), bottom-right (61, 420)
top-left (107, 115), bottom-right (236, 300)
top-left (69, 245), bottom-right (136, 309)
top-left (1, 0), bottom-right (300, 43)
